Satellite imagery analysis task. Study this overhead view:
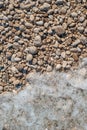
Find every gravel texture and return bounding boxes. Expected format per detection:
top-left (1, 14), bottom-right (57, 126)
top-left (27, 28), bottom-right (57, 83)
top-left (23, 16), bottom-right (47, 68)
top-left (0, 0), bottom-right (87, 92)
top-left (0, 59), bottom-right (87, 130)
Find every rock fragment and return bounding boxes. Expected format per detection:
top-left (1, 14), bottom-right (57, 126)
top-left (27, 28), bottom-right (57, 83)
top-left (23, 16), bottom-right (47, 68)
top-left (55, 64), bottom-right (62, 70)
top-left (55, 0), bottom-right (64, 5)
top-left (47, 65), bottom-right (52, 72)
top-left (28, 46), bottom-right (37, 55)
top-left (72, 39), bottom-right (80, 47)
top-left (34, 35), bottom-right (42, 47)
top-left (53, 26), bottom-right (65, 36)
top-left (40, 3), bottom-right (50, 11)
top-left (26, 54), bottom-right (33, 62)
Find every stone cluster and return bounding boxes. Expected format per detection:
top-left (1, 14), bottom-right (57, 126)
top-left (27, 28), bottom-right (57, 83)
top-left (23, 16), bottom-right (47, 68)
top-left (0, 0), bottom-right (87, 92)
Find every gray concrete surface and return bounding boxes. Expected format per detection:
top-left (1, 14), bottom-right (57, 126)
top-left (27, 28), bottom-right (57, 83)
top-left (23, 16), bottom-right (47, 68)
top-left (0, 58), bottom-right (87, 130)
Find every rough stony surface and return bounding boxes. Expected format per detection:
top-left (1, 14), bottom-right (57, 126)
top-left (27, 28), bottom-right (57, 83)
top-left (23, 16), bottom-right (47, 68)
top-left (0, 0), bottom-right (87, 92)
top-left (0, 59), bottom-right (87, 130)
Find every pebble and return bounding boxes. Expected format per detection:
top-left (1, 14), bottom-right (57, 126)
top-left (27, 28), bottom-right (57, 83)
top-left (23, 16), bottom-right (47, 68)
top-left (72, 39), bottom-right (80, 47)
top-left (60, 7), bottom-right (67, 14)
top-left (47, 65), bottom-right (52, 72)
top-left (30, 15), bottom-right (34, 21)
top-left (62, 61), bottom-right (67, 68)
top-left (28, 46), bottom-right (37, 55)
top-left (72, 53), bottom-right (78, 61)
top-left (34, 35), bottom-right (42, 47)
top-left (80, 36), bottom-right (87, 45)
top-left (40, 3), bottom-right (50, 11)
top-left (77, 26), bottom-right (84, 33)
top-left (11, 54), bottom-right (21, 62)
top-left (36, 21), bottom-right (44, 26)
top-left (55, 64), bottom-right (62, 70)
top-left (53, 26), bottom-right (65, 36)
top-left (71, 12), bottom-right (78, 18)
top-left (61, 52), bottom-right (66, 59)
top-left (14, 36), bottom-right (20, 42)
top-left (26, 54), bottom-right (33, 62)
top-left (11, 66), bottom-right (18, 73)
top-left (25, 22), bottom-right (33, 28)
top-left (19, 25), bottom-right (25, 31)
top-left (79, 16), bottom-right (85, 22)
top-left (38, 60), bottom-right (43, 66)
top-left (56, 0), bottom-right (64, 5)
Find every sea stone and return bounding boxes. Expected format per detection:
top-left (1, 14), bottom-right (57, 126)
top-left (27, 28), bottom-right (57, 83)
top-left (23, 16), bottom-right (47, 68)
top-left (71, 12), bottom-right (78, 18)
top-left (61, 52), bottom-right (66, 59)
top-left (72, 39), bottom-right (80, 47)
top-left (47, 65), bottom-right (52, 72)
top-left (34, 35), bottom-right (42, 47)
top-left (77, 26), bottom-right (84, 33)
top-left (28, 46), bottom-right (37, 55)
top-left (53, 26), bottom-right (65, 36)
top-left (26, 54), bottom-right (33, 62)
top-left (25, 22), bottom-right (33, 28)
top-left (55, 0), bottom-right (64, 5)
top-left (56, 64), bottom-right (62, 70)
top-left (36, 21), bottom-right (44, 26)
top-left (40, 3), bottom-right (50, 11)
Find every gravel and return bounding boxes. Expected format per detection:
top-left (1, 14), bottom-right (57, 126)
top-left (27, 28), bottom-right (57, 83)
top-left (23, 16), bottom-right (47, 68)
top-left (0, 0), bottom-right (87, 93)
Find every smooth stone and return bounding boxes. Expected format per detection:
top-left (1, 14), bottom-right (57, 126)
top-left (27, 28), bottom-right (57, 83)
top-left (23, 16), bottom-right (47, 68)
top-left (55, 0), bottom-right (64, 5)
top-left (28, 46), bottom-right (37, 55)
top-left (62, 61), bottom-right (67, 68)
top-left (77, 26), bottom-right (84, 33)
top-left (25, 22), bottom-right (33, 28)
top-left (72, 39), bottom-right (80, 46)
top-left (56, 64), bottom-right (62, 70)
top-left (47, 65), bottom-right (52, 72)
top-left (40, 3), bottom-right (50, 11)
top-left (53, 26), bottom-right (65, 36)
top-left (26, 54), bottom-right (33, 62)
top-left (34, 35), bottom-right (42, 47)
top-left (79, 16), bottom-right (85, 22)
top-left (11, 66), bottom-right (18, 73)
top-left (36, 21), bottom-right (44, 26)
top-left (61, 52), bottom-right (66, 59)
top-left (71, 12), bottom-right (78, 17)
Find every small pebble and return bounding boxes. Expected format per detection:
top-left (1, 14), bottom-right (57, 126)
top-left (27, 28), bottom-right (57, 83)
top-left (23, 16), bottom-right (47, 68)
top-left (72, 39), bottom-right (80, 46)
top-left (53, 25), bottom-right (65, 36)
top-left (56, 0), bottom-right (64, 5)
top-left (26, 54), bottom-right (33, 62)
top-left (40, 3), bottom-right (50, 11)
top-left (34, 35), bottom-right (42, 47)
top-left (56, 64), bottom-right (62, 70)
top-left (28, 46), bottom-right (37, 55)
top-left (47, 65), bottom-right (52, 72)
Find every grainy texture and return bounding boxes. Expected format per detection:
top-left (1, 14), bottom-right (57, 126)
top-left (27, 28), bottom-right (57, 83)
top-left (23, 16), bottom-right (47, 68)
top-left (0, 0), bottom-right (87, 92)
